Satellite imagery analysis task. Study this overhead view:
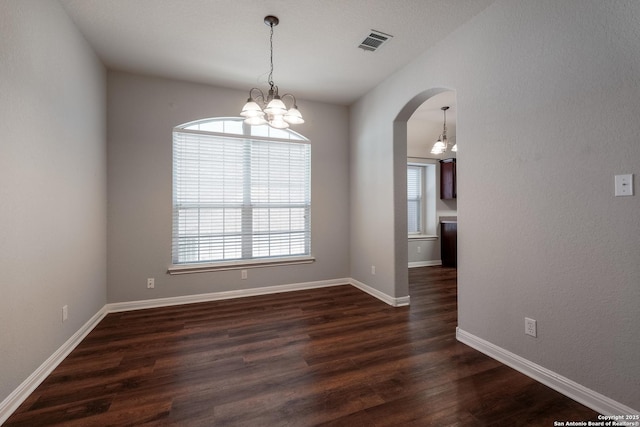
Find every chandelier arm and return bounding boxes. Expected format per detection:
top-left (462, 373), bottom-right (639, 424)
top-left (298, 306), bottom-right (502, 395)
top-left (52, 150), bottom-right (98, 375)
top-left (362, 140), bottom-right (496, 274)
top-left (249, 88), bottom-right (266, 105)
top-left (280, 93), bottom-right (297, 109)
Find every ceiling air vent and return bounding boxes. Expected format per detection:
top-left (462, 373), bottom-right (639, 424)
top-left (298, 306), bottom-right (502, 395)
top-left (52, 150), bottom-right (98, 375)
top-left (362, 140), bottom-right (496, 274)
top-left (358, 30), bottom-right (393, 52)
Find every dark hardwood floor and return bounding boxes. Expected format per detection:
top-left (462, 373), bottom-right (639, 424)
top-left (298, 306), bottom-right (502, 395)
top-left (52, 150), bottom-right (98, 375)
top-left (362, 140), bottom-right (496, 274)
top-left (6, 267), bottom-right (599, 426)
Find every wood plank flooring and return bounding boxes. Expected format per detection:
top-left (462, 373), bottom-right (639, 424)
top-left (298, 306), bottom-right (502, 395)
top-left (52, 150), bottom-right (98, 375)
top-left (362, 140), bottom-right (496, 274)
top-left (5, 267), bottom-right (599, 426)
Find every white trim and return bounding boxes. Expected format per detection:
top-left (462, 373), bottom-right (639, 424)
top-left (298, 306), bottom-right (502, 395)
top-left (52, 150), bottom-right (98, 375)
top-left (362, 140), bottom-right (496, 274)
top-left (107, 278), bottom-right (350, 312)
top-left (456, 328), bottom-right (639, 416)
top-left (175, 118), bottom-right (310, 143)
top-left (349, 278), bottom-right (410, 307)
top-left (409, 260), bottom-right (442, 268)
top-left (168, 256), bottom-right (315, 275)
top-left (408, 234), bottom-right (438, 241)
top-left (0, 307), bottom-right (108, 425)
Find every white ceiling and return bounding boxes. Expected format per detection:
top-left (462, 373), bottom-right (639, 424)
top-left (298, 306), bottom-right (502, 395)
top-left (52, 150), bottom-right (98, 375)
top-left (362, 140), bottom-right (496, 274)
top-left (410, 91), bottom-right (456, 126)
top-left (60, 0), bottom-right (495, 105)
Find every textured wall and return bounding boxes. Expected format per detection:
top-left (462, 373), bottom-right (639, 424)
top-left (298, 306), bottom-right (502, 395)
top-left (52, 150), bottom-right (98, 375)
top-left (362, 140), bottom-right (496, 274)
top-left (0, 0), bottom-right (106, 404)
top-left (107, 71), bottom-right (350, 303)
top-left (351, 0), bottom-right (639, 411)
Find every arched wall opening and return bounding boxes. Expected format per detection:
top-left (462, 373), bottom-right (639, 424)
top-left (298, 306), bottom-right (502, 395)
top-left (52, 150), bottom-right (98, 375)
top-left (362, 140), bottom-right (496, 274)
top-left (392, 88), bottom-right (457, 300)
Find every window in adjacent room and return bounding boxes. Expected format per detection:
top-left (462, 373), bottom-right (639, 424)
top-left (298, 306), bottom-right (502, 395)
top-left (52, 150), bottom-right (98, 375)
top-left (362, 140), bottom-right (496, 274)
top-left (170, 117), bottom-right (312, 272)
top-left (407, 164), bottom-right (424, 234)
top-left (407, 161), bottom-right (437, 237)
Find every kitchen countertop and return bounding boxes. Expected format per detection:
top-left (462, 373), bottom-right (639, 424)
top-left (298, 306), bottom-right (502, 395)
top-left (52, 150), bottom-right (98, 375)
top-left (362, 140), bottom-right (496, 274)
top-left (440, 216), bottom-right (457, 223)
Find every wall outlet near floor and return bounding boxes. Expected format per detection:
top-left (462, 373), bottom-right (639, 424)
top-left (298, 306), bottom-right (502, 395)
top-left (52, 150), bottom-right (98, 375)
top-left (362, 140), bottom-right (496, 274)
top-left (241, 270), bottom-right (247, 280)
top-left (147, 278), bottom-right (155, 289)
top-left (62, 305), bottom-right (68, 322)
top-left (371, 265), bottom-right (376, 275)
top-left (525, 317), bottom-right (537, 337)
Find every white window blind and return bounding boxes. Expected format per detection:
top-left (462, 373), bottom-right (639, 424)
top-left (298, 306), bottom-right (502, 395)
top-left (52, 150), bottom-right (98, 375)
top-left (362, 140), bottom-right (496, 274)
top-left (172, 119), bottom-right (311, 265)
top-left (407, 165), bottom-right (423, 234)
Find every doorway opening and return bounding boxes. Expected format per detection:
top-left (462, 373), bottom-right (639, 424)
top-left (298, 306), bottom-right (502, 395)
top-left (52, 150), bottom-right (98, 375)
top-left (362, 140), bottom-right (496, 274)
top-left (393, 89), bottom-right (458, 301)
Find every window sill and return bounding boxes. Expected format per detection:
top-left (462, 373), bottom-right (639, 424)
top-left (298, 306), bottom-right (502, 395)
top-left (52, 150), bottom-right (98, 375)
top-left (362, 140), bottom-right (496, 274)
top-left (168, 256), bottom-right (316, 275)
top-left (408, 234), bottom-right (438, 241)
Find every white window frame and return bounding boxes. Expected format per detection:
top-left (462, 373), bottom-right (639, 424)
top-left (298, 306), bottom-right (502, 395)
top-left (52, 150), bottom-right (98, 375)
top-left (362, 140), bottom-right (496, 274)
top-left (169, 118), bottom-right (314, 274)
top-left (407, 159), bottom-right (437, 240)
top-left (407, 164), bottom-right (425, 235)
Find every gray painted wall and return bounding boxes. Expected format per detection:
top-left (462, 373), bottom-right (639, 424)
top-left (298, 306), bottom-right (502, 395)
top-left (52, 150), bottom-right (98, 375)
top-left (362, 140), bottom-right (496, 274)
top-left (351, 0), bottom-right (639, 410)
top-left (0, 0), bottom-right (106, 403)
top-left (107, 71), bottom-right (350, 303)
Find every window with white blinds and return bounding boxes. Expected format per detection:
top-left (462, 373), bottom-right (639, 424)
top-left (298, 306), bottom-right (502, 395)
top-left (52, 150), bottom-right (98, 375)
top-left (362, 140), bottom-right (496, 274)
top-left (407, 165), bottom-right (423, 234)
top-left (172, 118), bottom-right (311, 266)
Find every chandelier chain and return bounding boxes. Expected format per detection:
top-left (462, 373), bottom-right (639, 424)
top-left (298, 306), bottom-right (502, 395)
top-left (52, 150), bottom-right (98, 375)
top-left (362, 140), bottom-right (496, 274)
top-left (268, 23), bottom-right (275, 90)
top-left (443, 108), bottom-right (447, 137)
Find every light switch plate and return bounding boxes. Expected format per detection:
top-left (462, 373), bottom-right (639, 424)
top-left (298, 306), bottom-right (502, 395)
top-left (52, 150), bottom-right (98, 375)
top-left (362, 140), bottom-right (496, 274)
top-left (614, 174), bottom-right (634, 197)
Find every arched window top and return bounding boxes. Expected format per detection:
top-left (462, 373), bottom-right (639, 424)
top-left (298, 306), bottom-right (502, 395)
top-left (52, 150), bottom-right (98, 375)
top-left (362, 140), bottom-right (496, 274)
top-left (171, 116), bottom-right (312, 270)
top-left (177, 117), bottom-right (308, 141)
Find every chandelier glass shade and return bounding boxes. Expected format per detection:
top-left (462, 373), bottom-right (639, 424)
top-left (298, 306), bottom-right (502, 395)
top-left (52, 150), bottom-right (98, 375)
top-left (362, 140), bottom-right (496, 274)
top-left (431, 106), bottom-right (457, 155)
top-left (240, 16), bottom-right (304, 129)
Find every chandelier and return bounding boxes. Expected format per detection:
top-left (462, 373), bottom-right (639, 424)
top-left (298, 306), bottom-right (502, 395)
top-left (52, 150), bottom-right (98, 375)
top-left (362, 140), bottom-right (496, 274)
top-left (431, 106), bottom-right (457, 154)
top-left (240, 15), bottom-right (304, 129)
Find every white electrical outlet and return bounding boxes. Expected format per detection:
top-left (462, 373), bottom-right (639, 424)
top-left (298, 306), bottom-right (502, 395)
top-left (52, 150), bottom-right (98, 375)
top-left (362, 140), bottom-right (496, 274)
top-left (147, 278), bottom-right (155, 289)
top-left (525, 317), bottom-right (537, 337)
top-left (417, 246), bottom-right (421, 253)
top-left (371, 265), bottom-right (376, 275)
top-left (241, 270), bottom-right (247, 280)
top-left (62, 305), bottom-right (68, 322)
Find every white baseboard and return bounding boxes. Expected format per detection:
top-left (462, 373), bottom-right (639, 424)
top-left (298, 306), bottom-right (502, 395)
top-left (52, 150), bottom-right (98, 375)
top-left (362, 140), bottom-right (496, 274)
top-left (349, 278), bottom-right (410, 307)
top-left (0, 307), bottom-right (108, 425)
top-left (456, 328), bottom-right (638, 416)
top-left (107, 278), bottom-right (407, 313)
top-left (408, 260), bottom-right (442, 268)
top-left (107, 278), bottom-right (351, 313)
top-left (0, 277), bottom-right (405, 424)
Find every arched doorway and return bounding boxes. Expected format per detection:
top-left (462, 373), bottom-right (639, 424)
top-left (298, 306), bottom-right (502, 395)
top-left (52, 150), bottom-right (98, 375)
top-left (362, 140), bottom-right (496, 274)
top-left (393, 89), bottom-right (457, 299)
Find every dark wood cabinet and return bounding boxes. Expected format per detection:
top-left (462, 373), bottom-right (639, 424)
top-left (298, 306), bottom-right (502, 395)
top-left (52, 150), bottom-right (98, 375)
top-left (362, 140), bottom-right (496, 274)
top-left (440, 158), bottom-right (456, 199)
top-left (441, 222), bottom-right (457, 268)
